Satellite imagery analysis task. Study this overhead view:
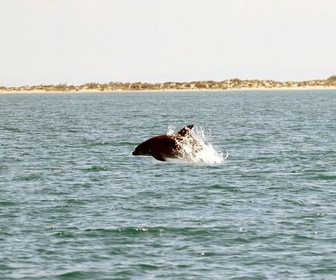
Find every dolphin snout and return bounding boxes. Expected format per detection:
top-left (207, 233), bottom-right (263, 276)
top-left (132, 148), bottom-right (143, 155)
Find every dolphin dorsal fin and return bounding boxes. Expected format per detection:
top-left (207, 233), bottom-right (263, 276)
top-left (177, 124), bottom-right (194, 137)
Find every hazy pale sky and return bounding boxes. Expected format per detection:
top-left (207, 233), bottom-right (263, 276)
top-left (1, 0), bottom-right (336, 86)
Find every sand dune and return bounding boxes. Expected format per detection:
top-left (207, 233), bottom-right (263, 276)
top-left (1, 77), bottom-right (336, 93)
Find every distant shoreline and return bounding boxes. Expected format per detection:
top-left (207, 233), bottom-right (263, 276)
top-left (1, 78), bottom-right (336, 94)
top-left (1, 87), bottom-right (336, 95)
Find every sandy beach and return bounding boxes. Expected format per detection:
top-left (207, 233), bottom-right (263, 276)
top-left (1, 79), bottom-right (336, 94)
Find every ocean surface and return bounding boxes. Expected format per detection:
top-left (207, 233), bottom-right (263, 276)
top-left (1, 90), bottom-right (336, 279)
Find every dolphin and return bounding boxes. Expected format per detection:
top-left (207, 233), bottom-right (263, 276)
top-left (132, 124), bottom-right (197, 161)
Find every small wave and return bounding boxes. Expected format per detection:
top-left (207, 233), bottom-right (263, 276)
top-left (82, 166), bottom-right (108, 172)
top-left (83, 227), bottom-right (165, 237)
top-left (83, 226), bottom-right (218, 237)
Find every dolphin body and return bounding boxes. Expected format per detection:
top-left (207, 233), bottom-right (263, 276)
top-left (132, 124), bottom-right (196, 161)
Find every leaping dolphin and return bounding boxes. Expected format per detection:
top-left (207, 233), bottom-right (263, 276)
top-left (132, 124), bottom-right (197, 161)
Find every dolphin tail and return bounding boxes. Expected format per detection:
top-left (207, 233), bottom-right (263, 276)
top-left (177, 124), bottom-right (194, 137)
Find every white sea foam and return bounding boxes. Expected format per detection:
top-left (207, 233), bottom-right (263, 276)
top-left (169, 125), bottom-right (227, 164)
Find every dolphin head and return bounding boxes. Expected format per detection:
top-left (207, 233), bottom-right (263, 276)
top-left (132, 142), bottom-right (150, 156)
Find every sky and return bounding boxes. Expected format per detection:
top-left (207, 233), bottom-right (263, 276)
top-left (1, 0), bottom-right (336, 86)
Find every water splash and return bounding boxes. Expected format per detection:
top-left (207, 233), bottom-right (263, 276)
top-left (169, 125), bottom-right (227, 164)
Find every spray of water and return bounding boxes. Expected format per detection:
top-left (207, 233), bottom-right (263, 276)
top-left (168, 125), bottom-right (227, 164)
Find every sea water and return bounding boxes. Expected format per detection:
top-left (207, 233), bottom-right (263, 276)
top-left (1, 90), bottom-right (336, 279)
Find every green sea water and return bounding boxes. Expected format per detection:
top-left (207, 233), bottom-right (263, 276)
top-left (1, 90), bottom-right (336, 279)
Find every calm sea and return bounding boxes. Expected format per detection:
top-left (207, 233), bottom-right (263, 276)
top-left (1, 90), bottom-right (336, 279)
